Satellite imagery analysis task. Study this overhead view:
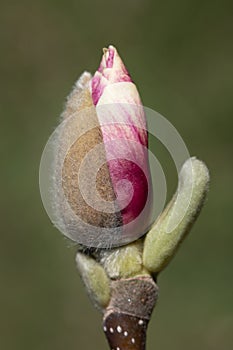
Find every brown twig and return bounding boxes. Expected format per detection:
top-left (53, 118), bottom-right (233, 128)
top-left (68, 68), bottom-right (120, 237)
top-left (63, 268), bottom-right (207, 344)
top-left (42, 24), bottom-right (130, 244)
top-left (103, 276), bottom-right (158, 350)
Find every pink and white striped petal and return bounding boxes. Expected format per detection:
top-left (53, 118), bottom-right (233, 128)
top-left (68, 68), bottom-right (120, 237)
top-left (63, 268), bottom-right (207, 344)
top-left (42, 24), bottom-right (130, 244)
top-left (91, 45), bottom-right (152, 237)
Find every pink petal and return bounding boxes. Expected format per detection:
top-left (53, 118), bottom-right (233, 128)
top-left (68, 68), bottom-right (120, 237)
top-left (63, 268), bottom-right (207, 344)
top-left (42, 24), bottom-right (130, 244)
top-left (91, 45), bottom-right (153, 239)
top-left (96, 102), bottom-right (152, 237)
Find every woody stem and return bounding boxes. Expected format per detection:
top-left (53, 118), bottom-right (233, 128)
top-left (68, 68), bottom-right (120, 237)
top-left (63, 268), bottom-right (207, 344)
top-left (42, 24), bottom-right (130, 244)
top-left (102, 276), bottom-right (159, 350)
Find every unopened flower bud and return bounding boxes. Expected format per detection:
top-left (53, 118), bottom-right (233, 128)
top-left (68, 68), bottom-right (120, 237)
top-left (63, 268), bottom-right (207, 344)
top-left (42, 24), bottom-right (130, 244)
top-left (40, 46), bottom-right (153, 248)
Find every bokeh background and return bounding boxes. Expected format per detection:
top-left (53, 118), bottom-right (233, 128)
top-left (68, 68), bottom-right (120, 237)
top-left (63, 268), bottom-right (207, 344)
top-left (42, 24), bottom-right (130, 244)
top-left (1, 0), bottom-right (233, 349)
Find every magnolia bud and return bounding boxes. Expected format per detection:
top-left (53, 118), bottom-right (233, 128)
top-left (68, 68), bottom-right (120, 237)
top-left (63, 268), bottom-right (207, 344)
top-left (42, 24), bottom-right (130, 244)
top-left (40, 46), bottom-right (153, 248)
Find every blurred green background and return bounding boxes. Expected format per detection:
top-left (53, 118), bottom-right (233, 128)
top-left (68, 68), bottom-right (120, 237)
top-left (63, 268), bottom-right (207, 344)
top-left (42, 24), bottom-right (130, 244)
top-left (1, 0), bottom-right (233, 349)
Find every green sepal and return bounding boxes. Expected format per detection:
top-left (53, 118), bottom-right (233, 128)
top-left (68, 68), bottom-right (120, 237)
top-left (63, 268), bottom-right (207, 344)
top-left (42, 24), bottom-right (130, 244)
top-left (76, 252), bottom-right (111, 309)
top-left (143, 157), bottom-right (210, 274)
